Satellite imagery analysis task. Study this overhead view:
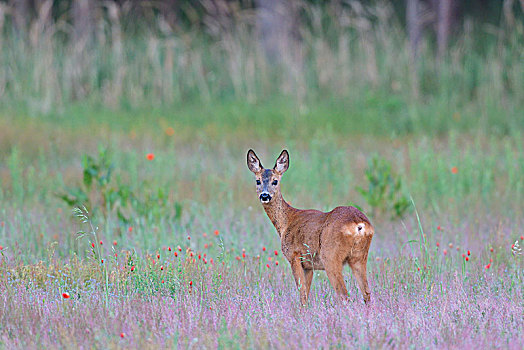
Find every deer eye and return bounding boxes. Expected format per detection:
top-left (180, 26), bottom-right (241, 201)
top-left (272, 180), bottom-right (278, 186)
top-left (256, 180), bottom-right (261, 185)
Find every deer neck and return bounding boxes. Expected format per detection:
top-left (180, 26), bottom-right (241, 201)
top-left (262, 192), bottom-right (295, 238)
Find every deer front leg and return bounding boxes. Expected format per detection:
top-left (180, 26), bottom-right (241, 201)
top-left (304, 269), bottom-right (314, 301)
top-left (350, 261), bottom-right (371, 303)
top-left (290, 256), bottom-right (308, 306)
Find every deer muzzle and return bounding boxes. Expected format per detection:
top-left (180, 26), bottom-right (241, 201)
top-left (259, 193), bottom-right (272, 203)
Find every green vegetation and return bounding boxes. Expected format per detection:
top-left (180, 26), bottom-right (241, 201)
top-left (0, 1), bottom-right (522, 347)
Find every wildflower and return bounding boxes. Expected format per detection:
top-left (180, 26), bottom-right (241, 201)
top-left (490, 247), bottom-right (494, 252)
top-left (62, 292), bottom-right (70, 299)
top-left (214, 230), bottom-right (219, 236)
top-left (189, 281), bottom-right (193, 286)
top-left (198, 254), bottom-right (201, 260)
top-left (266, 264), bottom-right (270, 268)
top-left (204, 259), bottom-right (207, 264)
top-left (91, 242), bottom-right (95, 248)
top-left (160, 265), bottom-right (164, 270)
top-left (165, 127), bottom-right (175, 136)
top-left (437, 226), bottom-right (442, 231)
top-left (101, 259), bottom-right (104, 264)
top-left (177, 246), bottom-right (182, 252)
top-left (146, 153), bottom-right (155, 161)
top-left (443, 249), bottom-right (447, 256)
top-left (462, 254), bottom-right (465, 258)
top-left (187, 236), bottom-right (191, 240)
top-left (485, 264), bottom-right (491, 269)
top-left (236, 256), bottom-right (241, 261)
top-left (210, 258), bottom-right (214, 264)
top-left (204, 244), bottom-right (208, 249)
top-left (113, 240), bottom-right (117, 246)
top-left (114, 253), bottom-right (118, 258)
top-left (465, 257), bottom-right (469, 261)
top-left (521, 235), bottom-right (524, 241)
top-left (99, 240), bottom-right (103, 245)
top-left (448, 243), bottom-right (453, 248)
top-left (268, 257), bottom-right (272, 261)
top-left (275, 261), bottom-right (279, 266)
top-left (274, 250), bottom-right (278, 256)
top-left (490, 258), bottom-right (493, 263)
top-left (262, 246), bottom-right (266, 252)
top-left (512, 240), bottom-right (522, 256)
top-left (157, 254), bottom-right (160, 259)
top-left (451, 166), bottom-right (458, 174)
top-left (467, 250), bottom-right (470, 256)
top-left (190, 252), bottom-right (194, 257)
top-left (242, 252), bottom-right (246, 259)
top-left (128, 227), bottom-right (133, 233)
top-left (168, 246), bottom-right (171, 251)
top-left (120, 332), bottom-right (125, 338)
top-left (203, 232), bottom-right (207, 238)
top-left (131, 266), bottom-right (135, 272)
top-left (162, 280), bottom-right (164, 283)
top-left (417, 267), bottom-right (420, 271)
top-left (436, 242), bottom-right (440, 248)
top-left (0, 221), bottom-right (4, 227)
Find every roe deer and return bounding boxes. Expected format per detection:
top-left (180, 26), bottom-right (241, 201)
top-left (247, 149), bottom-right (374, 305)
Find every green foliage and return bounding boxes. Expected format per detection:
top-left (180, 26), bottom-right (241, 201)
top-left (357, 155), bottom-right (410, 220)
top-left (58, 147), bottom-right (182, 225)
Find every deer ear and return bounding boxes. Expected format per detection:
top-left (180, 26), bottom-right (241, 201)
top-left (274, 150), bottom-right (289, 174)
top-left (247, 149), bottom-right (263, 173)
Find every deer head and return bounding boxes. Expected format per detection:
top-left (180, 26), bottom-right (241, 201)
top-left (247, 149), bottom-right (289, 204)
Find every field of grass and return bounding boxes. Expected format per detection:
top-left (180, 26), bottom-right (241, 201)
top-left (1, 104), bottom-right (523, 348)
top-left (1, 1), bottom-right (523, 348)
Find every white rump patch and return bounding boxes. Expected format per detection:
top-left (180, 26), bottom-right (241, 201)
top-left (344, 222), bottom-right (369, 236)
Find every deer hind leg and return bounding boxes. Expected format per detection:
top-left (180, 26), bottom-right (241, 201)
top-left (304, 269), bottom-right (314, 301)
top-left (324, 261), bottom-right (349, 301)
top-left (290, 256), bottom-right (308, 306)
top-left (350, 261), bottom-right (371, 303)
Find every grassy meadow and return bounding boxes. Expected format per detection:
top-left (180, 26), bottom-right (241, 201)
top-left (0, 1), bottom-right (523, 348)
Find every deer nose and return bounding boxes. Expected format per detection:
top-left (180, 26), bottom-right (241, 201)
top-left (259, 193), bottom-right (271, 203)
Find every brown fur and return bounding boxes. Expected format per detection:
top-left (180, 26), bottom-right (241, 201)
top-left (247, 149), bottom-right (374, 305)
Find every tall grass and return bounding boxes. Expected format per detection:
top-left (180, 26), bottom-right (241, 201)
top-left (0, 1), bottom-right (522, 135)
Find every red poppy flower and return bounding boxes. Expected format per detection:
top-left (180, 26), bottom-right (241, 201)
top-left (62, 292), bottom-right (70, 299)
top-left (146, 153), bottom-right (155, 161)
top-left (451, 166), bottom-right (458, 174)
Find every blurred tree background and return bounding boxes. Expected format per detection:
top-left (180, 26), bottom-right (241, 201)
top-left (0, 0), bottom-right (522, 133)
